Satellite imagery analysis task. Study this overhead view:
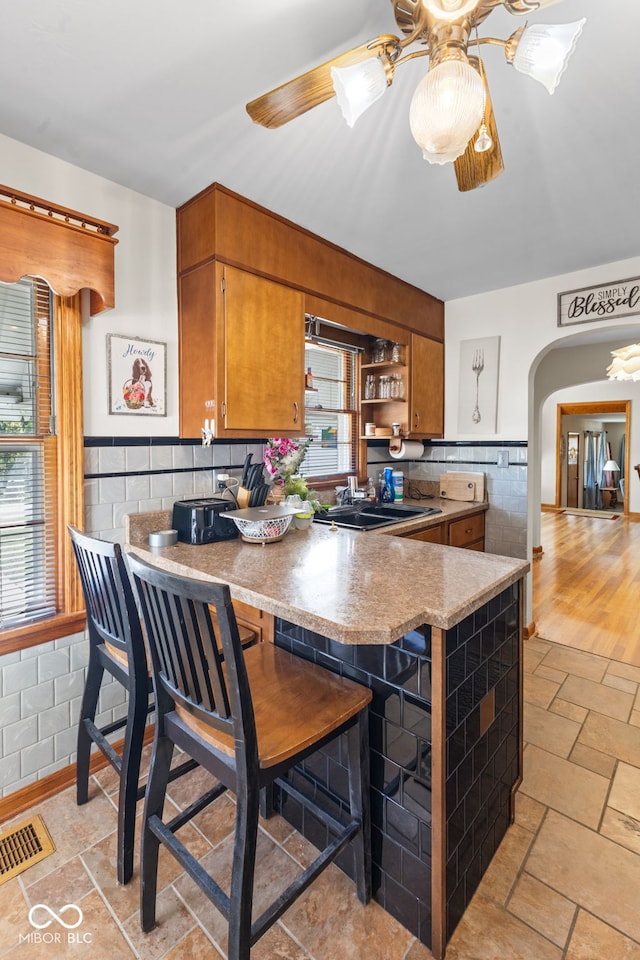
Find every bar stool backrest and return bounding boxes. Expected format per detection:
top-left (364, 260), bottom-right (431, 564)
top-left (68, 525), bottom-right (146, 681)
top-left (126, 552), bottom-right (258, 770)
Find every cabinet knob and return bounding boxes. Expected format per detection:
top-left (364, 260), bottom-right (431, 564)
top-left (414, 411), bottom-right (420, 428)
top-left (293, 401), bottom-right (299, 424)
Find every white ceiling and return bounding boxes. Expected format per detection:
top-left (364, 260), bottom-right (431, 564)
top-left (1, 0), bottom-right (637, 301)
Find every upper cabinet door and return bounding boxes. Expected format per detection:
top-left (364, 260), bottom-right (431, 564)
top-left (409, 334), bottom-right (444, 438)
top-left (222, 265), bottom-right (305, 434)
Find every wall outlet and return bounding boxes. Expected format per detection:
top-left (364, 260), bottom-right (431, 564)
top-left (497, 450), bottom-right (509, 468)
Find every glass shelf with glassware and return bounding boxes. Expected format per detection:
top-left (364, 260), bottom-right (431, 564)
top-left (360, 337), bottom-right (408, 438)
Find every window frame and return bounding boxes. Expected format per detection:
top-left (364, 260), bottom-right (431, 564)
top-left (302, 339), bottom-right (359, 489)
top-left (0, 185), bottom-right (116, 654)
top-left (0, 292), bottom-right (85, 654)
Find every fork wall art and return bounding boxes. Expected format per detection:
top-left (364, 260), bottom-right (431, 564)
top-left (457, 336), bottom-right (500, 434)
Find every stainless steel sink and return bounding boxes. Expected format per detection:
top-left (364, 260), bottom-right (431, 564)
top-left (313, 502), bottom-right (442, 531)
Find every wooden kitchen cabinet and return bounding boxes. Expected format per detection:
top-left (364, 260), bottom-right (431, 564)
top-left (403, 508), bottom-right (485, 551)
top-left (177, 183), bottom-right (444, 441)
top-left (179, 261), bottom-right (305, 439)
top-left (406, 524), bottom-right (445, 544)
top-left (233, 599), bottom-right (275, 644)
top-left (408, 334), bottom-right (444, 438)
top-left (448, 511), bottom-right (485, 550)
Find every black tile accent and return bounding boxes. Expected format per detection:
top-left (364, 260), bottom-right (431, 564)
top-left (273, 581), bottom-right (521, 953)
top-left (444, 584), bottom-right (521, 941)
top-left (84, 435), bottom-right (267, 446)
top-left (274, 618), bottom-right (434, 947)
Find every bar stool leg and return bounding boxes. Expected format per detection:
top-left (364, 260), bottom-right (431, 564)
top-left (117, 682), bottom-right (148, 884)
top-left (141, 735), bottom-right (174, 933)
top-left (347, 712), bottom-right (372, 905)
top-left (228, 779), bottom-right (260, 960)
top-left (76, 652), bottom-right (104, 806)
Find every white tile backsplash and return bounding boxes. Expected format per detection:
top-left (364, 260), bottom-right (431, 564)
top-left (20, 737), bottom-right (53, 777)
top-left (38, 702), bottom-right (70, 740)
top-left (37, 649), bottom-right (70, 683)
top-left (126, 446), bottom-right (150, 471)
top-left (99, 447), bottom-right (125, 473)
top-left (3, 715), bottom-right (38, 754)
top-left (3, 658), bottom-right (38, 695)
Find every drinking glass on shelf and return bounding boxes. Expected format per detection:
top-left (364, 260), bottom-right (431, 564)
top-left (372, 339), bottom-right (388, 364)
top-left (364, 374), bottom-right (376, 400)
top-left (390, 342), bottom-right (403, 364)
top-left (378, 375), bottom-right (389, 399)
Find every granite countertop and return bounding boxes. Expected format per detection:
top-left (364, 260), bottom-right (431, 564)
top-left (125, 500), bottom-right (528, 645)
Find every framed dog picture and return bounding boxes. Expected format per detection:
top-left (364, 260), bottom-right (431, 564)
top-left (107, 334), bottom-right (167, 416)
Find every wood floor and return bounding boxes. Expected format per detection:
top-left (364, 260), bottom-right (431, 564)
top-left (533, 511), bottom-right (640, 667)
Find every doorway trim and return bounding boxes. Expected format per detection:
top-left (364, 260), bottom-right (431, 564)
top-left (554, 400), bottom-right (631, 513)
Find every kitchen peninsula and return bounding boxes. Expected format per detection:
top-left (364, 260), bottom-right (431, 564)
top-left (126, 509), bottom-right (528, 958)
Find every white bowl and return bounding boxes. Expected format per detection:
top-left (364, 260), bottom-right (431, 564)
top-left (230, 513), bottom-right (293, 543)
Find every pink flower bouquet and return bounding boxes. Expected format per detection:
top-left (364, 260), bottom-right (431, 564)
top-left (263, 437), bottom-right (310, 485)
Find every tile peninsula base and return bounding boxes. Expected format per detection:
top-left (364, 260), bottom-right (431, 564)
top-left (273, 581), bottom-right (522, 957)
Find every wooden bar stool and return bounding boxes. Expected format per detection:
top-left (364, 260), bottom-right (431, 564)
top-left (68, 526), bottom-right (196, 885)
top-left (126, 552), bottom-right (372, 960)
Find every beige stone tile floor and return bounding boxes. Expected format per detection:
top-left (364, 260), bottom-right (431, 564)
top-left (3, 635), bottom-right (640, 959)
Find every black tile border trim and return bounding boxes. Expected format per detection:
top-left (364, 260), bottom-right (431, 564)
top-left (366, 440), bottom-right (527, 448)
top-left (84, 436), bottom-right (267, 447)
top-left (84, 436), bottom-right (526, 449)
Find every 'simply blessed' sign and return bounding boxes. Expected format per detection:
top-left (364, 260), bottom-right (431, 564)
top-left (558, 276), bottom-right (640, 327)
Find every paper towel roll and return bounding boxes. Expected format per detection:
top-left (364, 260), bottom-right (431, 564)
top-left (389, 440), bottom-right (424, 460)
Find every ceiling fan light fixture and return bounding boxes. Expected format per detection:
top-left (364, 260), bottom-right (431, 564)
top-left (409, 56), bottom-right (485, 164)
top-left (606, 343), bottom-right (640, 381)
top-left (331, 56), bottom-right (392, 127)
top-left (421, 0), bottom-right (479, 22)
top-left (512, 19), bottom-right (586, 94)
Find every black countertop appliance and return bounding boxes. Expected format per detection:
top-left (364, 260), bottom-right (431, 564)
top-left (172, 496), bottom-right (239, 544)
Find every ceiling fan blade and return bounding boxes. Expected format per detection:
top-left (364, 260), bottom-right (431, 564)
top-left (246, 35), bottom-right (399, 129)
top-left (503, 0), bottom-right (565, 13)
top-left (454, 58), bottom-right (503, 192)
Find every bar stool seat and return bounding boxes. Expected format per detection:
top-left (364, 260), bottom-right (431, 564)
top-left (127, 552), bottom-right (372, 960)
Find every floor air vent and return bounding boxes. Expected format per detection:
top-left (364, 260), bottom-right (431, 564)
top-left (0, 815), bottom-right (55, 884)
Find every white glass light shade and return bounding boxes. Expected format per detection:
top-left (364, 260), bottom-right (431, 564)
top-left (421, 0), bottom-right (479, 22)
top-left (331, 57), bottom-right (390, 127)
top-left (606, 343), bottom-right (640, 381)
top-left (603, 460), bottom-right (620, 473)
top-left (513, 19), bottom-right (586, 94)
top-left (409, 58), bottom-right (485, 164)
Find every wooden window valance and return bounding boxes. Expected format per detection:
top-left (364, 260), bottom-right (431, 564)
top-left (0, 184), bottom-right (118, 314)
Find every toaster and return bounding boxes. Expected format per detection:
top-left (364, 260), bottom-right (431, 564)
top-left (172, 497), bottom-right (239, 545)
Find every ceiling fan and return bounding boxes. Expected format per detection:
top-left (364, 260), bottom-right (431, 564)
top-left (246, 0), bottom-right (585, 192)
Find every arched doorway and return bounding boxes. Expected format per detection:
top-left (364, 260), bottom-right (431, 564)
top-left (526, 323), bottom-right (640, 632)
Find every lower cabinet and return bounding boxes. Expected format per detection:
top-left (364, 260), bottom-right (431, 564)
top-left (404, 509), bottom-right (485, 551)
top-left (233, 599), bottom-right (275, 644)
top-left (447, 512), bottom-right (485, 550)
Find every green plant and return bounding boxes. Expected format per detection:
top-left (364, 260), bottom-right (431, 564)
top-left (282, 474), bottom-right (326, 514)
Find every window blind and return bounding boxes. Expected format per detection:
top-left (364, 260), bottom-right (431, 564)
top-left (303, 342), bottom-right (356, 479)
top-left (0, 278), bottom-right (56, 629)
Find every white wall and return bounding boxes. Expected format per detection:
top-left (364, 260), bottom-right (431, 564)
top-left (445, 256), bottom-right (640, 442)
top-left (0, 134), bottom-right (178, 436)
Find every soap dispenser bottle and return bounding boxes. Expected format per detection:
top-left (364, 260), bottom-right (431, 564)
top-left (381, 467), bottom-right (395, 503)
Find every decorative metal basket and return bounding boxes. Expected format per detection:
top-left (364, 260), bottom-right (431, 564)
top-left (229, 512), bottom-right (293, 543)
